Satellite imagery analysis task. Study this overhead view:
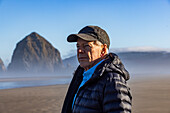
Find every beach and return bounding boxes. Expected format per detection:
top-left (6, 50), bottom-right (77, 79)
top-left (130, 76), bottom-right (170, 113)
top-left (0, 76), bottom-right (170, 113)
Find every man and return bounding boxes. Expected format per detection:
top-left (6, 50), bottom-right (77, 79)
top-left (62, 25), bottom-right (132, 113)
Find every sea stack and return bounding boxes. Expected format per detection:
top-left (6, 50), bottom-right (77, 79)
top-left (8, 32), bottom-right (62, 74)
top-left (0, 58), bottom-right (6, 72)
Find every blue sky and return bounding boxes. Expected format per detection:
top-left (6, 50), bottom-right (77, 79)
top-left (0, 0), bottom-right (170, 65)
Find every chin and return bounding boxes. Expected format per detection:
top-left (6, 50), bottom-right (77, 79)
top-left (79, 63), bottom-right (88, 67)
top-left (79, 62), bottom-right (90, 69)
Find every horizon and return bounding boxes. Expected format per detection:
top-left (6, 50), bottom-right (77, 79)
top-left (1, 37), bottom-right (170, 67)
top-left (1, 0), bottom-right (170, 65)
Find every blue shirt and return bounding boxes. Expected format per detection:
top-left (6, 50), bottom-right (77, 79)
top-left (72, 59), bottom-right (104, 109)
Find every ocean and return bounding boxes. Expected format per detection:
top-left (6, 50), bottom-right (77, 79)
top-left (0, 75), bottom-right (72, 90)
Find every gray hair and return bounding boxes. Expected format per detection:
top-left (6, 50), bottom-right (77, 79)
top-left (94, 40), bottom-right (109, 54)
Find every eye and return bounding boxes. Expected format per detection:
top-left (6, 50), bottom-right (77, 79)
top-left (84, 44), bottom-right (90, 47)
top-left (84, 44), bottom-right (91, 50)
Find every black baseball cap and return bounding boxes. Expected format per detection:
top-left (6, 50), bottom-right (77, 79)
top-left (67, 25), bottom-right (110, 49)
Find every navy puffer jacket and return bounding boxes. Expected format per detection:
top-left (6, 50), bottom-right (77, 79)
top-left (62, 53), bottom-right (132, 113)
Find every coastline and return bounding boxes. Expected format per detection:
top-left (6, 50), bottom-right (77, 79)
top-left (0, 76), bottom-right (170, 113)
top-left (0, 76), bottom-right (72, 90)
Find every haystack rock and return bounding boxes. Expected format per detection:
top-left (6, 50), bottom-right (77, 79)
top-left (0, 58), bottom-right (6, 72)
top-left (8, 32), bottom-right (62, 74)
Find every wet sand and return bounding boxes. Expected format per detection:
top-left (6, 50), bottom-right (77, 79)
top-left (0, 76), bottom-right (170, 113)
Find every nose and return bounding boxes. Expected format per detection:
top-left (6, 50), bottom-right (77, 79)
top-left (77, 48), bottom-right (85, 53)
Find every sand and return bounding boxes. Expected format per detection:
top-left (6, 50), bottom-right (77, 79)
top-left (130, 76), bottom-right (170, 113)
top-left (0, 76), bottom-right (170, 113)
top-left (0, 85), bottom-right (68, 113)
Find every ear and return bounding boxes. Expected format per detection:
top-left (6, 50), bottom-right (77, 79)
top-left (101, 44), bottom-right (107, 56)
top-left (103, 44), bottom-right (107, 52)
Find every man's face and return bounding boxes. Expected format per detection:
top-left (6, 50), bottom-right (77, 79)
top-left (76, 38), bottom-right (103, 71)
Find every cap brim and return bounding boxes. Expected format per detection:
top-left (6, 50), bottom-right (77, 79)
top-left (67, 33), bottom-right (97, 42)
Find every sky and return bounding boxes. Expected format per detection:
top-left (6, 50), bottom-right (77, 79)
top-left (0, 0), bottom-right (170, 66)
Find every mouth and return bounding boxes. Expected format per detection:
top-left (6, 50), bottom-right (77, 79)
top-left (78, 57), bottom-right (87, 60)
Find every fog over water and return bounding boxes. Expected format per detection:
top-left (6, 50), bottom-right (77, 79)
top-left (0, 74), bottom-right (72, 90)
top-left (1, 48), bottom-right (170, 90)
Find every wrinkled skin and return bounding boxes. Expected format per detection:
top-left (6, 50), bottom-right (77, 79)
top-left (76, 38), bottom-right (107, 71)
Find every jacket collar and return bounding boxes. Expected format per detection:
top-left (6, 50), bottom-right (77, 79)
top-left (91, 53), bottom-right (130, 81)
top-left (76, 53), bottom-right (130, 82)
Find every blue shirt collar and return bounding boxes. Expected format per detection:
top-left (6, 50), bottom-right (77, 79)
top-left (83, 59), bottom-right (104, 77)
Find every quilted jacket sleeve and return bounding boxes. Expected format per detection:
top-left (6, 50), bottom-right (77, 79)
top-left (103, 72), bottom-right (132, 113)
